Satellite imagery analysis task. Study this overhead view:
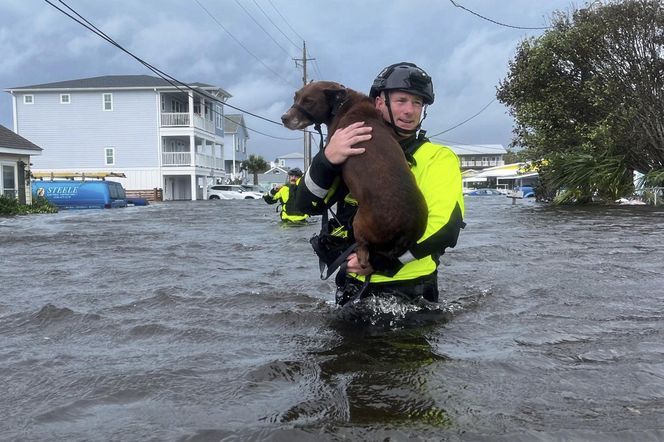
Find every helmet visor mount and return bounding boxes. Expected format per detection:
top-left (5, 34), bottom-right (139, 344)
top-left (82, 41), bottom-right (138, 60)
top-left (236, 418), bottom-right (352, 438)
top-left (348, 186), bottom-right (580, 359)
top-left (370, 62), bottom-right (434, 105)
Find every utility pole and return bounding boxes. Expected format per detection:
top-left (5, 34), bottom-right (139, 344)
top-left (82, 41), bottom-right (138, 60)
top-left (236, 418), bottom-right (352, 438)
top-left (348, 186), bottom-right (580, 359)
top-left (294, 41), bottom-right (315, 169)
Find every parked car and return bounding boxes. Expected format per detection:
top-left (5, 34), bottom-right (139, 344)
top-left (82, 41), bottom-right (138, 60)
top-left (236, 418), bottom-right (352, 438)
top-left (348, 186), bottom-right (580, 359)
top-left (512, 186), bottom-right (535, 198)
top-left (466, 188), bottom-right (504, 196)
top-left (207, 185), bottom-right (263, 200)
top-left (240, 183), bottom-right (268, 194)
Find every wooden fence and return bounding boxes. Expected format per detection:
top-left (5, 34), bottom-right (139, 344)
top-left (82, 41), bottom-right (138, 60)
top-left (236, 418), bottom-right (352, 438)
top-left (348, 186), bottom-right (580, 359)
top-left (125, 188), bottom-right (163, 202)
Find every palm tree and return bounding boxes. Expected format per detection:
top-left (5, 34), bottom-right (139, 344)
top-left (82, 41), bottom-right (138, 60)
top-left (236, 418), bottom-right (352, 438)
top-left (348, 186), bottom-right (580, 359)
top-left (240, 154), bottom-right (268, 185)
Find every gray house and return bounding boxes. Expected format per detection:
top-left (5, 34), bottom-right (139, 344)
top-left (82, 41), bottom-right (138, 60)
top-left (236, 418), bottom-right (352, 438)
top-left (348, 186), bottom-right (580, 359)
top-left (223, 114), bottom-right (249, 181)
top-left (275, 151), bottom-right (305, 171)
top-left (0, 124), bottom-right (42, 204)
top-left (447, 143), bottom-right (507, 171)
top-left (4, 75), bottom-right (231, 200)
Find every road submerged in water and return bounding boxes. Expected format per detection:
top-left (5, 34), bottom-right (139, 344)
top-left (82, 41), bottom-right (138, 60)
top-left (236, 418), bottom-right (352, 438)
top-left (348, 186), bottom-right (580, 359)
top-left (1, 197), bottom-right (663, 441)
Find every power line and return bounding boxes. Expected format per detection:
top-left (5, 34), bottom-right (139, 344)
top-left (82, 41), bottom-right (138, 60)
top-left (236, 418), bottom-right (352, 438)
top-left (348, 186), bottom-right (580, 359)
top-left (44, 0), bottom-right (303, 142)
top-left (449, 0), bottom-right (551, 30)
top-left (233, 0), bottom-right (292, 58)
top-left (428, 98), bottom-right (496, 137)
top-left (251, 0), bottom-right (301, 51)
top-left (192, 0), bottom-right (296, 87)
top-left (267, 0), bottom-right (305, 42)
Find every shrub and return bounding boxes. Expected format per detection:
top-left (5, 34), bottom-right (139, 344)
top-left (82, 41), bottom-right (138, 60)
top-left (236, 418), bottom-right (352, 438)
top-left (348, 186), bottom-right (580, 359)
top-left (0, 194), bottom-right (58, 216)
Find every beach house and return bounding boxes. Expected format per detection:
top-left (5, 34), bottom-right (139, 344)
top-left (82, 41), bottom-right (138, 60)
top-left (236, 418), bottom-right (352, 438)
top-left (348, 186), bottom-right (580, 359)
top-left (5, 75), bottom-right (231, 200)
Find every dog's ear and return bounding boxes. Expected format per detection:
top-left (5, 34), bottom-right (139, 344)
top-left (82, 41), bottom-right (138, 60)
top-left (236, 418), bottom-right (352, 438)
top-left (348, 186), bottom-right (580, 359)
top-left (323, 85), bottom-right (347, 106)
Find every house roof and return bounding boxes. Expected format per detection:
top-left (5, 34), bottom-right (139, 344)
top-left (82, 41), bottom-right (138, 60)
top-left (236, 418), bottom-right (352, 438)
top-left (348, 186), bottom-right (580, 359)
top-left (475, 163), bottom-right (526, 178)
top-left (223, 114), bottom-right (249, 138)
top-left (277, 152), bottom-right (304, 159)
top-left (5, 75), bottom-right (231, 98)
top-left (0, 124), bottom-right (42, 152)
top-left (446, 144), bottom-right (507, 156)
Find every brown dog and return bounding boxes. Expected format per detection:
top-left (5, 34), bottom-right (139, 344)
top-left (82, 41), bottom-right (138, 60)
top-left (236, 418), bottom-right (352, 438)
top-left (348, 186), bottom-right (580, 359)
top-left (281, 81), bottom-right (428, 270)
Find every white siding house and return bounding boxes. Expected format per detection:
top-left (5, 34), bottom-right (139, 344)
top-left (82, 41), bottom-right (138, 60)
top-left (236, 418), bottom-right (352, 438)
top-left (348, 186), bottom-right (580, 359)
top-left (446, 143), bottom-right (507, 171)
top-left (223, 114), bottom-right (249, 181)
top-left (4, 75), bottom-right (232, 201)
top-left (275, 152), bottom-right (305, 171)
top-left (0, 124), bottom-right (42, 204)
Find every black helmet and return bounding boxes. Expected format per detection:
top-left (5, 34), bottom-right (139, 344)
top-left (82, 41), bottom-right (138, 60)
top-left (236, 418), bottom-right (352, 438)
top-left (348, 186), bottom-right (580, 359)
top-left (369, 62), bottom-right (434, 105)
top-left (288, 168), bottom-right (303, 177)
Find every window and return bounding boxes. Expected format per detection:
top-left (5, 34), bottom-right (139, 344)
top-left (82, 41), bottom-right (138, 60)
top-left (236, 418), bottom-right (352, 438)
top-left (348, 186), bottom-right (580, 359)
top-left (60, 94), bottom-right (71, 104)
top-left (1, 163), bottom-right (17, 199)
top-left (24, 95), bottom-right (34, 104)
top-left (103, 93), bottom-right (113, 111)
top-left (104, 148), bottom-right (115, 165)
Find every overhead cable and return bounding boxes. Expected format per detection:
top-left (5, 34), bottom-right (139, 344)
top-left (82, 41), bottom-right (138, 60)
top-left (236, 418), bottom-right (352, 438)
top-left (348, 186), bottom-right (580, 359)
top-left (428, 98), bottom-right (496, 137)
top-left (192, 0), bottom-right (296, 87)
top-left (44, 0), bottom-right (303, 140)
top-left (449, 0), bottom-right (551, 30)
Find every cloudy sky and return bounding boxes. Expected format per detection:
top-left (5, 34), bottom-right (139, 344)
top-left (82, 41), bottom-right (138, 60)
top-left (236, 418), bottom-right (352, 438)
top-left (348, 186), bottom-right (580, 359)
top-left (1, 0), bottom-right (582, 160)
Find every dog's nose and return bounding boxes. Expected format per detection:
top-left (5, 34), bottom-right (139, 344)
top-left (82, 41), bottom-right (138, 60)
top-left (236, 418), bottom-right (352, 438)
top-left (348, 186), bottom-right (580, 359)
top-left (281, 113), bottom-right (290, 125)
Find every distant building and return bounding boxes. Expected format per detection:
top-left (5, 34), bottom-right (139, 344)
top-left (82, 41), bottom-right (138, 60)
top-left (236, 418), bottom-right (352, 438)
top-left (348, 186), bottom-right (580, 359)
top-left (223, 114), bottom-right (249, 181)
top-left (275, 152), bottom-right (304, 171)
top-left (0, 124), bottom-right (42, 204)
top-left (258, 164), bottom-right (290, 190)
top-left (447, 144), bottom-right (507, 171)
top-left (4, 75), bottom-right (232, 200)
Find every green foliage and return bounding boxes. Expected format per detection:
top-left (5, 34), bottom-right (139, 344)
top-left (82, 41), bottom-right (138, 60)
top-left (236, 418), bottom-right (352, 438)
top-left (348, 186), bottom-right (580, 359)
top-left (240, 154), bottom-right (269, 185)
top-left (642, 169), bottom-right (664, 187)
top-left (497, 0), bottom-right (664, 203)
top-left (0, 194), bottom-right (58, 216)
top-left (542, 152), bottom-right (633, 204)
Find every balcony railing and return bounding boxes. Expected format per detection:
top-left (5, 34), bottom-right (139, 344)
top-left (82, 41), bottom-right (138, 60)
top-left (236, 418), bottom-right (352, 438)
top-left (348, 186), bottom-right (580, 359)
top-left (161, 112), bottom-right (190, 127)
top-left (163, 152), bottom-right (224, 170)
top-left (163, 152), bottom-right (191, 166)
top-left (161, 112), bottom-right (215, 133)
top-left (461, 160), bottom-right (505, 168)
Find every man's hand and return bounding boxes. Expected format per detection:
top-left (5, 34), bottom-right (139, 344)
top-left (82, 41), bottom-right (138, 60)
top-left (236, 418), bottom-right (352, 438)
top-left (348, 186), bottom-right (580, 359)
top-left (346, 252), bottom-right (374, 276)
top-left (324, 122), bottom-right (372, 165)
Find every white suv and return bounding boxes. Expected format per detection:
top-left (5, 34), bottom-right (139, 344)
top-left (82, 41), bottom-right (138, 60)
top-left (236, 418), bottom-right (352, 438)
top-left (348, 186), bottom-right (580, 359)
top-left (208, 185), bottom-right (263, 200)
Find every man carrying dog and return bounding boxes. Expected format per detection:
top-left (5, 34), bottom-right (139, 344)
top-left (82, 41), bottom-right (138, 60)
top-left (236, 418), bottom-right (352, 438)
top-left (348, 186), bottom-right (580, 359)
top-left (263, 168), bottom-right (309, 224)
top-left (295, 62), bottom-right (465, 305)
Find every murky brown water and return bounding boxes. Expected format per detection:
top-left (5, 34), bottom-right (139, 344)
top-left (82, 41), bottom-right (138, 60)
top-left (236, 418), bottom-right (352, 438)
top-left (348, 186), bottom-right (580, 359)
top-left (1, 197), bottom-right (663, 441)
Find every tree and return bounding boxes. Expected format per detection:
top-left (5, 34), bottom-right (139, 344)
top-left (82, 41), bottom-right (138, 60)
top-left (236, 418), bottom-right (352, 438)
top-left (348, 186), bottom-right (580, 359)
top-left (497, 0), bottom-right (664, 203)
top-left (240, 154), bottom-right (269, 185)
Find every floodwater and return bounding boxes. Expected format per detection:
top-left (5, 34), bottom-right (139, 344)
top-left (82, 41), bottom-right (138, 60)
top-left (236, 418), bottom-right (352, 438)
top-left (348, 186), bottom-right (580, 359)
top-left (1, 197), bottom-right (663, 441)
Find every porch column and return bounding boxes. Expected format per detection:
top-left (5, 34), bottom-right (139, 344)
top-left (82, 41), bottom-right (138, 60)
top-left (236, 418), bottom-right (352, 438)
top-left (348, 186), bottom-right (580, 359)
top-left (188, 92), bottom-right (194, 128)
top-left (232, 134), bottom-right (237, 179)
top-left (190, 134), bottom-right (195, 166)
top-left (191, 173), bottom-right (197, 201)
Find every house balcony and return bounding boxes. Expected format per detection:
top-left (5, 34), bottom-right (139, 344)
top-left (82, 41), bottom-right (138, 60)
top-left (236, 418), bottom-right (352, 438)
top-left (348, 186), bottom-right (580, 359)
top-left (461, 160), bottom-right (505, 168)
top-left (161, 112), bottom-right (215, 133)
top-left (162, 152), bottom-right (224, 170)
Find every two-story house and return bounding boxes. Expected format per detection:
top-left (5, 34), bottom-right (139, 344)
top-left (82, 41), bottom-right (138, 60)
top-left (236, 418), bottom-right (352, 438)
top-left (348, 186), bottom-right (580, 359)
top-left (223, 114), bottom-right (249, 181)
top-left (447, 143), bottom-right (507, 171)
top-left (0, 124), bottom-right (42, 204)
top-left (5, 75), bottom-right (231, 200)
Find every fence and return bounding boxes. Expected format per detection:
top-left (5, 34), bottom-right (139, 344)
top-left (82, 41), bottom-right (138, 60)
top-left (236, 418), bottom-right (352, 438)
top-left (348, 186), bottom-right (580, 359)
top-left (125, 188), bottom-right (163, 202)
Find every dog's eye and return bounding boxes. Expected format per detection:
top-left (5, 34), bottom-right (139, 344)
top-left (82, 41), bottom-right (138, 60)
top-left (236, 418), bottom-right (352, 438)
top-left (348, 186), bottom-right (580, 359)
top-left (302, 97), bottom-right (313, 104)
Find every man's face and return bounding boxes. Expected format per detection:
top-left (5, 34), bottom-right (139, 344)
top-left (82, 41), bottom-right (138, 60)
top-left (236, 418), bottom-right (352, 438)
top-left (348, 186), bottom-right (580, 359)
top-left (288, 174), bottom-right (298, 183)
top-left (375, 90), bottom-right (424, 135)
